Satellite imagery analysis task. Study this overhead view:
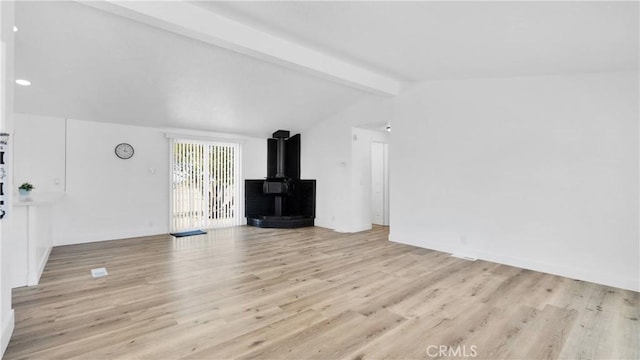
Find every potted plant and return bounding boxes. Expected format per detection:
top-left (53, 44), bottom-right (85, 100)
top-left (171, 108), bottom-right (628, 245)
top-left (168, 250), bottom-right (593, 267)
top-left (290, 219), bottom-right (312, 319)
top-left (18, 182), bottom-right (34, 201)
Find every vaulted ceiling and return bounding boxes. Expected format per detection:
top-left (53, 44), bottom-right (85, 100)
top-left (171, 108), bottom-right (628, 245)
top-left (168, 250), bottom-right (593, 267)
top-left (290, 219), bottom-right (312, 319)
top-left (14, 1), bottom-right (639, 137)
top-left (198, 1), bottom-right (639, 81)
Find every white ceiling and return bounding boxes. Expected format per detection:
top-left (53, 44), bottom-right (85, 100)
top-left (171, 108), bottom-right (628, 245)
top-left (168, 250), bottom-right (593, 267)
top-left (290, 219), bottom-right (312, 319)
top-left (14, 1), bottom-right (372, 137)
top-left (14, 1), bottom-right (639, 137)
top-left (197, 1), bottom-right (639, 81)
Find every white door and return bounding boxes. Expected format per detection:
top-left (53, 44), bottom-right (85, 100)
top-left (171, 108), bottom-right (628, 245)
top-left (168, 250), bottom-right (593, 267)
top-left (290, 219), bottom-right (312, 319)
top-left (371, 142), bottom-right (389, 225)
top-left (171, 139), bottom-right (241, 232)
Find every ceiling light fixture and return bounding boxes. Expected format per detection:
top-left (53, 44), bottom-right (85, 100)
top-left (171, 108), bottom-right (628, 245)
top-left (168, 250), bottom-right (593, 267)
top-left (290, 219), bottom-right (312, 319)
top-left (12, 26), bottom-right (17, 32)
top-left (386, 125), bottom-right (391, 132)
top-left (15, 79), bottom-right (31, 86)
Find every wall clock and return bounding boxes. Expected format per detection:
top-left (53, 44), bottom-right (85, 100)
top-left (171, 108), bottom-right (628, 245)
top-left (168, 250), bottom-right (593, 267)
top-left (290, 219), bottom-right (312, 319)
top-left (115, 143), bottom-right (134, 159)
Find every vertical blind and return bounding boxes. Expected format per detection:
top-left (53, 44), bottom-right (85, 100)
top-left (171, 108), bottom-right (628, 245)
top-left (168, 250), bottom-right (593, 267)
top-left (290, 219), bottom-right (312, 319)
top-left (171, 139), bottom-right (241, 232)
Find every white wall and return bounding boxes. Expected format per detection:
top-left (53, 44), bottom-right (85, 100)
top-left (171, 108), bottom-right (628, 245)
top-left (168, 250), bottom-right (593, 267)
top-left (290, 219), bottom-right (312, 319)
top-left (12, 116), bottom-right (265, 246)
top-left (242, 135), bottom-right (266, 180)
top-left (304, 71), bottom-right (639, 291)
top-left (302, 95), bottom-right (392, 232)
top-left (5, 206), bottom-right (26, 287)
top-left (13, 114), bottom-right (65, 193)
top-left (0, 0), bottom-right (15, 354)
top-left (390, 71), bottom-right (639, 291)
top-left (52, 119), bottom-right (169, 245)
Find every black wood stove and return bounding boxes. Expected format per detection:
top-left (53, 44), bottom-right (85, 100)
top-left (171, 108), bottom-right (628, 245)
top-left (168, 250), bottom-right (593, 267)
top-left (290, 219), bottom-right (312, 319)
top-left (245, 130), bottom-right (316, 228)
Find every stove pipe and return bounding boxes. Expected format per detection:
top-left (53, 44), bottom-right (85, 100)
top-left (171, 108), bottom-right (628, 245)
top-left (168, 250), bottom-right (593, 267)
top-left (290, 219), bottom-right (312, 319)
top-left (276, 137), bottom-right (286, 178)
top-left (272, 130), bottom-right (290, 178)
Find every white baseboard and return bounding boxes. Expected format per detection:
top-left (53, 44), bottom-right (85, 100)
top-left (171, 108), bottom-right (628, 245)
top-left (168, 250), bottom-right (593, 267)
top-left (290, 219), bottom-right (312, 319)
top-left (1, 309), bottom-right (15, 356)
top-left (390, 233), bottom-right (639, 292)
top-left (332, 223), bottom-right (372, 233)
top-left (53, 227), bottom-right (168, 246)
top-left (469, 248), bottom-right (640, 292)
top-left (35, 245), bottom-right (52, 284)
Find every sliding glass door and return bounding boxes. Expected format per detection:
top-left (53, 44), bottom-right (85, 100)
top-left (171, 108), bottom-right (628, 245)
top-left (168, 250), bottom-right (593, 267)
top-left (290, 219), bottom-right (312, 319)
top-left (171, 139), bottom-right (241, 232)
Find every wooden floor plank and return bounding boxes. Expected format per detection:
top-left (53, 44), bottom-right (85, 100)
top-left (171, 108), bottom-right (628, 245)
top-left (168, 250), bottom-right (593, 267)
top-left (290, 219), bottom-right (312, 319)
top-left (4, 225), bottom-right (638, 359)
top-left (182, 309), bottom-right (327, 359)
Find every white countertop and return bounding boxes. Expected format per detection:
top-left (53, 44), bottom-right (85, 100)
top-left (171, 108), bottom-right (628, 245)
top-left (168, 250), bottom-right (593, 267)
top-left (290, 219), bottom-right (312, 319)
top-left (14, 192), bottom-right (65, 207)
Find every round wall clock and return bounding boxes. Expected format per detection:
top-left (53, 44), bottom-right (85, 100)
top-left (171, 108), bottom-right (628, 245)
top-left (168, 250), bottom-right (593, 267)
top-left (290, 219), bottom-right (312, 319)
top-left (115, 143), bottom-right (134, 159)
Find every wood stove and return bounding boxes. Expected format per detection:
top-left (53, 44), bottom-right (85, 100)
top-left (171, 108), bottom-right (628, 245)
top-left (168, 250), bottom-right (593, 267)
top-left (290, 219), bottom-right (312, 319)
top-left (245, 130), bottom-right (316, 228)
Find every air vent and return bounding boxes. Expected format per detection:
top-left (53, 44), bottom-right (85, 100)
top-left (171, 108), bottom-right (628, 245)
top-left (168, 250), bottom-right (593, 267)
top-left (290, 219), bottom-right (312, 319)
top-left (450, 254), bottom-right (477, 261)
top-left (91, 267), bottom-right (108, 278)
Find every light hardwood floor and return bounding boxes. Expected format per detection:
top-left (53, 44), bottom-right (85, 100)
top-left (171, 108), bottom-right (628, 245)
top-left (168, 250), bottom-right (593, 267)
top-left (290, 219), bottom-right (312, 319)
top-left (4, 226), bottom-right (639, 359)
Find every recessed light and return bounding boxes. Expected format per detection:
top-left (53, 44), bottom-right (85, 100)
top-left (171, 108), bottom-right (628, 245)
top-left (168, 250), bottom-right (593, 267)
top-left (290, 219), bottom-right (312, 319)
top-left (15, 79), bottom-right (31, 86)
top-left (13, 26), bottom-right (17, 32)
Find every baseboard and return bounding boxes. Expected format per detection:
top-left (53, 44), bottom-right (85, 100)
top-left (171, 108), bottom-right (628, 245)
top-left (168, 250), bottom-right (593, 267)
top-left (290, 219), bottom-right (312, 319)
top-left (469, 248), bottom-right (640, 292)
top-left (390, 232), bottom-right (639, 292)
top-left (53, 227), bottom-right (169, 246)
top-left (35, 245), bottom-right (52, 284)
top-left (332, 223), bottom-right (372, 233)
top-left (1, 309), bottom-right (15, 356)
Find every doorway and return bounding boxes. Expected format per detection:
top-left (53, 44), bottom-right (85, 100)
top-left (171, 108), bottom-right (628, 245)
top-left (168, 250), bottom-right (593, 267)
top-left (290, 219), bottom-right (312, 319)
top-left (371, 141), bottom-right (389, 226)
top-left (170, 139), bottom-right (241, 232)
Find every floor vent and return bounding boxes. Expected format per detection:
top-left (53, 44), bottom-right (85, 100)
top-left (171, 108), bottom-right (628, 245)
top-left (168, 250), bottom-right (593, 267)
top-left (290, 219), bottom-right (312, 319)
top-left (91, 267), bottom-right (108, 278)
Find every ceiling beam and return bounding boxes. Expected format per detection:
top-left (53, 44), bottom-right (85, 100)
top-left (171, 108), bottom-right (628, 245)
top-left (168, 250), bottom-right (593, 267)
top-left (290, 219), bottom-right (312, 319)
top-left (84, 1), bottom-right (401, 96)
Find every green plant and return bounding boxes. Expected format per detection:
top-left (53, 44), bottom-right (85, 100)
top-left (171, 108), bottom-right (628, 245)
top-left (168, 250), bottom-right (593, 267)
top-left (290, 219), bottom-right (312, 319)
top-left (19, 182), bottom-right (34, 191)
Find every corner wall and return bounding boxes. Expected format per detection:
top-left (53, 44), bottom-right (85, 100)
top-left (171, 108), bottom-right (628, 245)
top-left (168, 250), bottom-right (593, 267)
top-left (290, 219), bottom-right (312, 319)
top-left (304, 71), bottom-right (639, 291)
top-left (301, 95), bottom-right (392, 232)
